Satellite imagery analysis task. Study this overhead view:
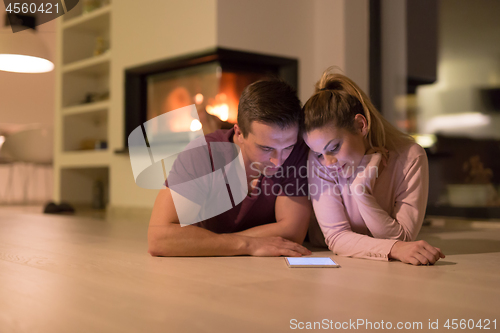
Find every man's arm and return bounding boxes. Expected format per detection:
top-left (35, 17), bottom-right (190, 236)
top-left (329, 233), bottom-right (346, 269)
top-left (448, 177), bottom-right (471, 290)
top-left (235, 196), bottom-right (312, 244)
top-left (148, 188), bottom-right (311, 257)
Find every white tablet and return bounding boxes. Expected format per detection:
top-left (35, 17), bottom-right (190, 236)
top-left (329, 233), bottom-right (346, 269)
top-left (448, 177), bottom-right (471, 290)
top-left (285, 257), bottom-right (340, 268)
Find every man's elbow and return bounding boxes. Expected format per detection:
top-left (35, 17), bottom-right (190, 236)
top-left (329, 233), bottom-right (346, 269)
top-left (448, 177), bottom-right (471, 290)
top-left (148, 248), bottom-right (161, 257)
top-left (147, 239), bottom-right (166, 257)
top-left (147, 228), bottom-right (173, 257)
top-left (148, 242), bottom-right (178, 257)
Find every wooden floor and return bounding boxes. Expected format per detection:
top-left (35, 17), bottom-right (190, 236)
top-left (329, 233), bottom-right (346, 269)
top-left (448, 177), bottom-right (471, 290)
top-left (1, 209), bottom-right (499, 333)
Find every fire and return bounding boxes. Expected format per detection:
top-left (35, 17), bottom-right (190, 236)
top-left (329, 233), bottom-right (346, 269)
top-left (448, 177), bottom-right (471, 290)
top-left (195, 93), bottom-right (204, 104)
top-left (190, 119), bottom-right (202, 132)
top-left (206, 103), bottom-right (229, 121)
top-left (205, 93), bottom-right (230, 122)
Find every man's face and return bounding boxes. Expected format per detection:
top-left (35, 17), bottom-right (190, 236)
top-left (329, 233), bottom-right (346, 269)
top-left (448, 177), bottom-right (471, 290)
top-left (235, 121), bottom-right (299, 178)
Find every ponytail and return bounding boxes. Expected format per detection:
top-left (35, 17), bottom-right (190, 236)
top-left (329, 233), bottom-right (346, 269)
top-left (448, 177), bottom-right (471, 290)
top-left (303, 66), bottom-right (413, 152)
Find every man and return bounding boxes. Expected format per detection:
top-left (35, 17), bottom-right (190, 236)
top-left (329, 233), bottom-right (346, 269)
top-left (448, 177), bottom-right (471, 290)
top-left (148, 79), bottom-right (311, 257)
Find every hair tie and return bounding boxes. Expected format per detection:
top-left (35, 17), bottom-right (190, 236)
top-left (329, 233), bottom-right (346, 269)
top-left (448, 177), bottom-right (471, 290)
top-left (319, 88), bottom-right (333, 98)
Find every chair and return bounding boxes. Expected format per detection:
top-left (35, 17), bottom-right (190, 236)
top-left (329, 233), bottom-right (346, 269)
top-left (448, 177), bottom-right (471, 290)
top-left (1, 126), bottom-right (54, 204)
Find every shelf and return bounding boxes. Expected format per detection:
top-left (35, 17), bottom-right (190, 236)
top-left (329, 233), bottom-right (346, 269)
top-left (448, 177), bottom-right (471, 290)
top-left (55, 1), bottom-right (113, 205)
top-left (62, 101), bottom-right (110, 116)
top-left (63, 110), bottom-right (108, 152)
top-left (63, 52), bottom-right (111, 76)
top-left (58, 150), bottom-right (110, 168)
top-left (59, 167), bottom-right (109, 210)
top-left (63, 5), bottom-right (111, 33)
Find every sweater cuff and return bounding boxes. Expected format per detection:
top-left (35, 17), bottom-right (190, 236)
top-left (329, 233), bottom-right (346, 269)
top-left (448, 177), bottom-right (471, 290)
top-left (364, 239), bottom-right (398, 261)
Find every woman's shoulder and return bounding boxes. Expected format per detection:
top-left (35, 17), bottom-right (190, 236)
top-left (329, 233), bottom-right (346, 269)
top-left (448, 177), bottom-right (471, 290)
top-left (390, 141), bottom-right (427, 172)
top-left (395, 141), bottom-right (426, 157)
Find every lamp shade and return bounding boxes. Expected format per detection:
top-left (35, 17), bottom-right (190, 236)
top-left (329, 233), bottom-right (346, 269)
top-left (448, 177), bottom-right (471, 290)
top-left (0, 28), bottom-right (54, 73)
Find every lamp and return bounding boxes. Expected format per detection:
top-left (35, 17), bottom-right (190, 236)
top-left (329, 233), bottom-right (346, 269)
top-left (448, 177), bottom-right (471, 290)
top-left (0, 25), bottom-right (54, 73)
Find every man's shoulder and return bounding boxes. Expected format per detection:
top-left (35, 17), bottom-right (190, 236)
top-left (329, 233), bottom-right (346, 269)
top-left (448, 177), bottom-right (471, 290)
top-left (175, 128), bottom-right (234, 165)
top-left (204, 128), bottom-right (234, 144)
top-left (169, 128), bottom-right (236, 179)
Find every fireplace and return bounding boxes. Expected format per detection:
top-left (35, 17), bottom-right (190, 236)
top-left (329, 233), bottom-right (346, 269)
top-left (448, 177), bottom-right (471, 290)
top-left (122, 48), bottom-right (298, 149)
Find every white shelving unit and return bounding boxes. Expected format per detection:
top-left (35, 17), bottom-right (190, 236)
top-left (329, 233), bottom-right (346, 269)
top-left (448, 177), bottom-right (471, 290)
top-left (62, 51), bottom-right (111, 75)
top-left (54, 1), bottom-right (112, 210)
top-left (62, 100), bottom-right (110, 116)
top-left (62, 5), bottom-right (111, 32)
top-left (58, 150), bottom-right (110, 168)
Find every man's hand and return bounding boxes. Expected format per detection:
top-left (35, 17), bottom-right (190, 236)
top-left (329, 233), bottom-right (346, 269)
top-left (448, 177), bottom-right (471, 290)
top-left (246, 236), bottom-right (312, 257)
top-left (389, 240), bottom-right (445, 265)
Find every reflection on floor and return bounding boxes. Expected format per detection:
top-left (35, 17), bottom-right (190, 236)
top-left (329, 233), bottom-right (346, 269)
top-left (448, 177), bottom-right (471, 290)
top-left (419, 217), bottom-right (500, 256)
top-left (0, 204), bottom-right (107, 220)
top-left (0, 204), bottom-right (44, 214)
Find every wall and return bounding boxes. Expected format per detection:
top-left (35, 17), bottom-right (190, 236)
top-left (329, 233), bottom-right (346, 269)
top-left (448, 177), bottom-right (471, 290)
top-left (217, 0), bottom-right (368, 102)
top-left (380, 0), bottom-right (407, 126)
top-left (416, 0), bottom-right (500, 138)
top-left (109, 0), bottom-right (218, 212)
top-left (217, 0), bottom-right (315, 101)
top-left (107, 0), bottom-right (369, 212)
top-left (0, 4), bottom-right (56, 133)
top-left (344, 0), bottom-right (369, 93)
top-left (1, 0), bottom-right (370, 212)
top-left (0, 4), bottom-right (56, 205)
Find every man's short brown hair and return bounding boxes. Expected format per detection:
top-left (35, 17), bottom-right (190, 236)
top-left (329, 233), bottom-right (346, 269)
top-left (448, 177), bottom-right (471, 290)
top-left (237, 79), bottom-right (301, 137)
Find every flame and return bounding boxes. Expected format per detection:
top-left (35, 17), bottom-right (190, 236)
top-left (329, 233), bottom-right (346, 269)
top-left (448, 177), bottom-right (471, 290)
top-left (206, 104), bottom-right (229, 121)
top-left (190, 119), bottom-right (202, 132)
top-left (195, 93), bottom-right (204, 104)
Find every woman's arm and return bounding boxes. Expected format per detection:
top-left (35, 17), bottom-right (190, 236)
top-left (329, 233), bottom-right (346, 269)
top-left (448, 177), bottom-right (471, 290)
top-left (312, 186), bottom-right (398, 261)
top-left (310, 162), bottom-right (444, 264)
top-left (350, 152), bottom-right (428, 241)
top-left (348, 149), bottom-right (445, 265)
top-left (309, 156), bottom-right (397, 261)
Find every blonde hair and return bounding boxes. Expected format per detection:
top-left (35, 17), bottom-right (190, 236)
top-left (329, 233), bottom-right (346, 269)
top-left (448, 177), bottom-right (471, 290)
top-left (302, 67), bottom-right (414, 152)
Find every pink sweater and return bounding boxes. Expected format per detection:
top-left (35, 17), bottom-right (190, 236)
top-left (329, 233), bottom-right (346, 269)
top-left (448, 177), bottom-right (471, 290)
top-left (308, 142), bottom-right (429, 261)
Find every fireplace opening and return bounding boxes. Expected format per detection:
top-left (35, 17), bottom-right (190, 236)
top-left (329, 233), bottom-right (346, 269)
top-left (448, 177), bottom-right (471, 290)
top-left (121, 48), bottom-right (298, 150)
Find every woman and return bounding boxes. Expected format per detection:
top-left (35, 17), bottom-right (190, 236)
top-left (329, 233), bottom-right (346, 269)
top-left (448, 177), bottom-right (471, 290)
top-left (303, 68), bottom-right (445, 265)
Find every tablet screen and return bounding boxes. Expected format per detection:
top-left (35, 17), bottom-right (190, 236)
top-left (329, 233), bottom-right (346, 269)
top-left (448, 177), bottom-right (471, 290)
top-left (286, 257), bottom-right (338, 266)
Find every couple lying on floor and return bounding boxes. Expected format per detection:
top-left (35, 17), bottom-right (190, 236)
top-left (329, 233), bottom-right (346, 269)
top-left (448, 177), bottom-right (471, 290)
top-left (147, 67), bottom-right (445, 266)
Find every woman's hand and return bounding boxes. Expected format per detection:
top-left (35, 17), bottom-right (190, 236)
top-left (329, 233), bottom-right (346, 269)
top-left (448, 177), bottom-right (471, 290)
top-left (351, 149), bottom-right (386, 193)
top-left (366, 146), bottom-right (388, 170)
top-left (366, 146), bottom-right (388, 156)
top-left (389, 240), bottom-right (445, 265)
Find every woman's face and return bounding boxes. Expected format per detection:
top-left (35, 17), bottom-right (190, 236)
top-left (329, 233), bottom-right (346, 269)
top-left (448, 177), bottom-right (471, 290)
top-left (303, 120), bottom-right (368, 179)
